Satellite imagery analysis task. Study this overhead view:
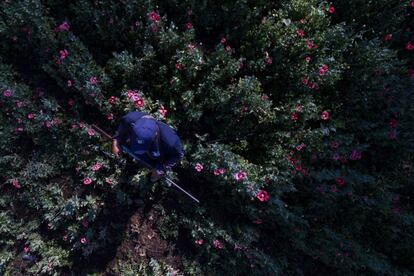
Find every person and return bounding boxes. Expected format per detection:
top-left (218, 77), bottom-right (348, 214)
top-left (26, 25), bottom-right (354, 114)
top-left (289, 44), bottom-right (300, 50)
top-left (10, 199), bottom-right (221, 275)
top-left (112, 111), bottom-right (184, 182)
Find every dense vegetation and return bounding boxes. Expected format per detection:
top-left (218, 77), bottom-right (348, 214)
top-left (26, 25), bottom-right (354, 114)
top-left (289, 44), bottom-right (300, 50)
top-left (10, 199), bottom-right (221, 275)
top-left (1, 0), bottom-right (413, 274)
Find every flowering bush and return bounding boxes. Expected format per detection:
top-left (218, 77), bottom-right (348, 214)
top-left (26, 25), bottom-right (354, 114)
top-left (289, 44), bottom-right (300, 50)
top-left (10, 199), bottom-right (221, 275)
top-left (0, 0), bottom-right (413, 275)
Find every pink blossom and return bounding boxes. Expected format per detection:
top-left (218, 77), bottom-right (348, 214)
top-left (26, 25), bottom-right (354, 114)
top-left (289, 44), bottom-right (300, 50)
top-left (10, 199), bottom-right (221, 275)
top-left (213, 239), bottom-right (223, 249)
top-left (107, 113), bottom-right (114, 120)
top-left (264, 56), bottom-right (272, 64)
top-left (336, 177), bottom-right (345, 186)
top-left (305, 56), bottom-right (311, 63)
top-left (80, 237), bottom-right (87, 244)
top-left (261, 94), bottom-right (269, 101)
top-left (67, 80), bottom-right (72, 87)
top-left (331, 185), bottom-right (337, 192)
top-left (134, 98), bottom-right (144, 108)
top-left (319, 64), bottom-right (329, 76)
top-left (328, 4), bottom-right (335, 13)
top-left (87, 128), bottom-right (95, 136)
top-left (350, 150), bottom-right (362, 160)
top-left (195, 163), bottom-right (203, 172)
top-left (148, 11), bottom-right (160, 23)
top-left (406, 41), bottom-right (414, 51)
top-left (11, 179), bottom-right (21, 189)
top-left (83, 177), bottom-right (92, 185)
top-left (290, 112), bottom-right (299, 121)
top-left (68, 98), bottom-right (75, 106)
top-left (91, 162), bottom-right (102, 171)
top-left (234, 171), bottom-right (247, 181)
top-left (253, 218), bottom-right (263, 224)
top-left (108, 96), bottom-right (116, 104)
top-left (296, 143), bottom-right (305, 151)
top-left (321, 111), bottom-right (329, 120)
top-left (159, 105), bottom-right (167, 118)
top-left (185, 22), bottom-right (193, 29)
top-left (55, 21), bottom-right (70, 32)
top-left (59, 49), bottom-right (68, 60)
top-left (306, 40), bottom-right (314, 49)
top-left (411, 0), bottom-right (414, 7)
top-left (257, 190), bottom-right (269, 201)
top-left (330, 141), bottom-right (339, 149)
top-left (27, 113), bottom-right (34, 119)
top-left (89, 76), bottom-right (97, 85)
top-left (175, 63), bottom-right (183, 70)
top-left (3, 89), bottom-right (12, 97)
top-left (384, 34), bottom-right (392, 41)
top-left (23, 245), bottom-right (30, 253)
top-left (225, 45), bottom-right (232, 52)
top-left (332, 153), bottom-right (340, 161)
top-left (82, 220), bottom-right (89, 228)
top-left (105, 178), bottom-right (113, 185)
top-left (16, 101), bottom-right (25, 108)
top-left (389, 118), bottom-right (397, 128)
top-left (195, 239), bottom-right (204, 245)
top-left (187, 43), bottom-right (196, 52)
top-left (407, 68), bottom-right (414, 78)
top-left (220, 37), bottom-right (226, 44)
top-left (297, 29), bottom-right (305, 37)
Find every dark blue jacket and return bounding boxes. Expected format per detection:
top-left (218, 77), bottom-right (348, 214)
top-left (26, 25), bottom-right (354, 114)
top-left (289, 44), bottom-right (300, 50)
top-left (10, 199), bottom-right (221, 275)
top-left (113, 111), bottom-right (184, 171)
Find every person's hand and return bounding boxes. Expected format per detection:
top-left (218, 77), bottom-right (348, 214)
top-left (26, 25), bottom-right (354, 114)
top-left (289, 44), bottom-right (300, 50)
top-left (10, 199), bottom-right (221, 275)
top-left (112, 140), bottom-right (122, 157)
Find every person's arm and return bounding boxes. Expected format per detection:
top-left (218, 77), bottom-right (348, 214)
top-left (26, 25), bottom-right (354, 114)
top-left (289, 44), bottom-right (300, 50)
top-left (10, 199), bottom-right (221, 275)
top-left (112, 117), bottom-right (130, 156)
top-left (158, 139), bottom-right (185, 171)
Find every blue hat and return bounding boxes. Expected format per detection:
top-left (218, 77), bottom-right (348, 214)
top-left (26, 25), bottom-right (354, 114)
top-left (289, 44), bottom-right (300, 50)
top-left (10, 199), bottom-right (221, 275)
top-left (130, 118), bottom-right (159, 155)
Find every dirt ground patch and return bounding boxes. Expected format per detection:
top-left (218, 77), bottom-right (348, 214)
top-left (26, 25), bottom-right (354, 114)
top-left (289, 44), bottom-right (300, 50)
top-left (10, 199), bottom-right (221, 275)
top-left (104, 207), bottom-right (182, 275)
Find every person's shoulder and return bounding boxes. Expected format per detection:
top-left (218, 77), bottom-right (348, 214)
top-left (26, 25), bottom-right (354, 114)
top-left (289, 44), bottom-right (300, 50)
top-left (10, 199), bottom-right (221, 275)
top-left (122, 111), bottom-right (147, 123)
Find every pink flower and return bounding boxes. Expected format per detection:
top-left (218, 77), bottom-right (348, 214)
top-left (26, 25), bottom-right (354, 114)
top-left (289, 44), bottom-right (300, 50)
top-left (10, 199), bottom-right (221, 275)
top-left (23, 245), bottom-right (30, 253)
top-left (253, 218), bottom-right (263, 224)
top-left (59, 49), bottom-right (68, 60)
top-left (63, 234), bottom-right (68, 241)
top-left (332, 153), bottom-right (340, 161)
top-left (350, 150), bottom-right (362, 160)
top-left (159, 105), bottom-right (167, 118)
top-left (225, 45), bottom-right (232, 52)
top-left (220, 37), bottom-right (226, 44)
top-left (319, 64), bottom-right (329, 76)
top-left (11, 179), bottom-right (21, 189)
top-left (108, 96), bottom-right (116, 104)
top-left (148, 11), bottom-right (160, 23)
top-left (27, 113), bottom-right (34, 119)
top-left (195, 239), bottom-right (204, 245)
top-left (299, 18), bottom-right (305, 24)
top-left (321, 111), bottom-right (329, 120)
top-left (290, 112), bottom-right (299, 121)
top-left (107, 113), bottom-right (114, 120)
top-left (68, 98), bottom-right (75, 106)
top-left (264, 56), bottom-right (272, 64)
top-left (82, 220), bottom-right (89, 228)
top-left (3, 89), bottom-right (12, 97)
top-left (302, 77), bottom-right (309, 85)
top-left (305, 56), bottom-right (311, 63)
top-left (89, 76), bottom-right (97, 85)
top-left (105, 178), bottom-right (113, 185)
top-left (67, 80), bottom-right (72, 87)
top-left (261, 94), bottom-right (269, 101)
top-left (336, 177), bottom-right (345, 186)
top-left (213, 239), bottom-right (223, 249)
top-left (331, 185), bottom-right (337, 193)
top-left (185, 22), bottom-right (193, 29)
top-left (407, 68), bottom-right (414, 78)
top-left (134, 98), bottom-right (144, 108)
top-left (80, 237), bottom-right (87, 244)
top-left (219, 168), bottom-right (225, 174)
top-left (91, 162), bottom-right (102, 171)
top-left (384, 34), bottom-right (392, 41)
top-left (87, 128), bottom-right (96, 136)
top-left (297, 29), bottom-right (305, 37)
top-left (56, 21), bottom-right (70, 32)
top-left (306, 40), bottom-right (314, 49)
top-left (411, 0), bottom-right (414, 7)
top-left (328, 4), bottom-right (335, 13)
top-left (389, 118), bottom-right (397, 128)
top-left (296, 143), bottom-right (305, 151)
top-left (195, 163), bottom-right (203, 172)
top-left (213, 168), bottom-right (226, 175)
top-left (175, 63), bottom-right (183, 70)
top-left (83, 177), bottom-right (92, 185)
top-left (257, 190), bottom-right (269, 202)
top-left (234, 171), bottom-right (247, 181)
top-left (406, 41), bottom-right (414, 51)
